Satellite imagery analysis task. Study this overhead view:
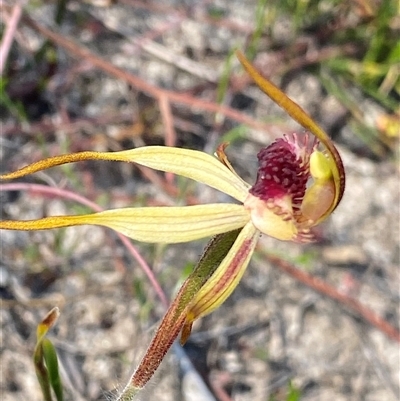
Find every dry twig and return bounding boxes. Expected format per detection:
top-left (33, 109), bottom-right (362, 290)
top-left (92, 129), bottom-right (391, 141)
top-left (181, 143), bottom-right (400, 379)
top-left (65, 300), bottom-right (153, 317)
top-left (263, 251), bottom-right (400, 343)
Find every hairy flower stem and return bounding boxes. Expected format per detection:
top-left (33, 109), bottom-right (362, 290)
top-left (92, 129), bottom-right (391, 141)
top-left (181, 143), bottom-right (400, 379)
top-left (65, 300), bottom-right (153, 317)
top-left (115, 386), bottom-right (140, 401)
top-left (115, 229), bottom-right (241, 400)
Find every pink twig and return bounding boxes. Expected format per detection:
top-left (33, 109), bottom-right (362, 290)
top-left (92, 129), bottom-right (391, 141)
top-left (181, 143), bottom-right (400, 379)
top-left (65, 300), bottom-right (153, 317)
top-left (0, 2), bottom-right (23, 76)
top-left (159, 94), bottom-right (177, 149)
top-left (0, 182), bottom-right (169, 307)
top-left (159, 94), bottom-right (177, 184)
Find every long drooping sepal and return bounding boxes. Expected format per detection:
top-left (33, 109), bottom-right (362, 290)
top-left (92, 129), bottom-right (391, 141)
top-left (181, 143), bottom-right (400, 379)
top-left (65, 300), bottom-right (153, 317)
top-left (236, 50), bottom-right (345, 220)
top-left (0, 204), bottom-right (250, 244)
top-left (116, 229), bottom-right (241, 400)
top-left (181, 221), bottom-right (258, 343)
top-left (0, 146), bottom-right (249, 203)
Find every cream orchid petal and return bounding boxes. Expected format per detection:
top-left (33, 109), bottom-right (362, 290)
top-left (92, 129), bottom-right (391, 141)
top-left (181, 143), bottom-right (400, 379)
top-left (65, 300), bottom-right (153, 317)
top-left (1, 147), bottom-right (250, 203)
top-left (183, 221), bottom-right (258, 325)
top-left (110, 146), bottom-right (250, 202)
top-left (0, 204), bottom-right (250, 244)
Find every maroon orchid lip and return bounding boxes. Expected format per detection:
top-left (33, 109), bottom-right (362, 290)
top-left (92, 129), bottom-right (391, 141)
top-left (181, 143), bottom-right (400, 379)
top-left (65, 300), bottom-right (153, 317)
top-left (250, 134), bottom-right (316, 210)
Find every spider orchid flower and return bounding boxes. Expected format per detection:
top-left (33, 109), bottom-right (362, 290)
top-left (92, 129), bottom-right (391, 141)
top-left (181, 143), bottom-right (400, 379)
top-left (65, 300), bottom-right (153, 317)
top-left (0, 51), bottom-right (344, 400)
